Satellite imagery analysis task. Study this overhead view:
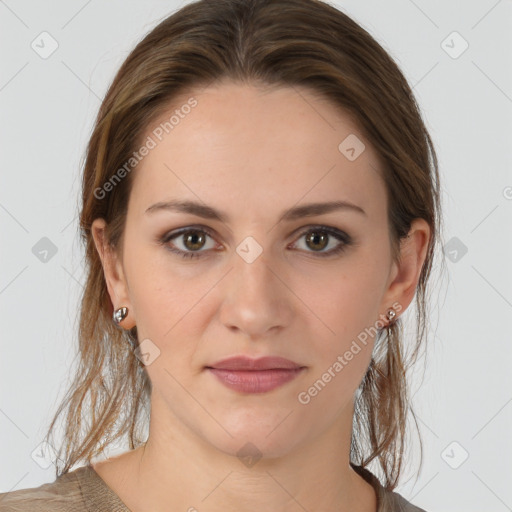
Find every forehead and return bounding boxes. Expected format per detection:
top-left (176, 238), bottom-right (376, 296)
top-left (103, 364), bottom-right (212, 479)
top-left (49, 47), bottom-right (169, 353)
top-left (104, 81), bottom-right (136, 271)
top-left (128, 82), bottom-right (386, 221)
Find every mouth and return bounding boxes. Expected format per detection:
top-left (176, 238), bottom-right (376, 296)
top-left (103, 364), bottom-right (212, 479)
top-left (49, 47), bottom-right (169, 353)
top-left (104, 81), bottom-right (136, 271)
top-left (205, 356), bottom-right (307, 393)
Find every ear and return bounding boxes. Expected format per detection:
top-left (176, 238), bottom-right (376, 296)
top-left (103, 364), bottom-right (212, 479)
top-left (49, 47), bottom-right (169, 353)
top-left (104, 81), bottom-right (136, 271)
top-left (379, 218), bottom-right (431, 322)
top-left (91, 218), bottom-right (136, 329)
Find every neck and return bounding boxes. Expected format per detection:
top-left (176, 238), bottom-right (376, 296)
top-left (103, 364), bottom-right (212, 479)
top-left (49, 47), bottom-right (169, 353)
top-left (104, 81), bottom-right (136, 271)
top-left (101, 390), bottom-right (376, 512)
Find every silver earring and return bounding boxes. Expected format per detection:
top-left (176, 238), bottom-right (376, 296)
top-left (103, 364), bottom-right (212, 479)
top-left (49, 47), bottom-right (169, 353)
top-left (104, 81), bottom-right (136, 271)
top-left (113, 306), bottom-right (129, 325)
top-left (386, 308), bottom-right (396, 323)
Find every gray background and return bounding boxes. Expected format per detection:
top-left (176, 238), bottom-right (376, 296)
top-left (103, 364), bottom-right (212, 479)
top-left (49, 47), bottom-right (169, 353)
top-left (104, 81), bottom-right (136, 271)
top-left (1, 1), bottom-right (511, 510)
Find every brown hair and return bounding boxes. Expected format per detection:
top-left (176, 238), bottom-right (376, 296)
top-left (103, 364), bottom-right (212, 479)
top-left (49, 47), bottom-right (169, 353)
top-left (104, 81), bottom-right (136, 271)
top-left (43, 0), bottom-right (444, 490)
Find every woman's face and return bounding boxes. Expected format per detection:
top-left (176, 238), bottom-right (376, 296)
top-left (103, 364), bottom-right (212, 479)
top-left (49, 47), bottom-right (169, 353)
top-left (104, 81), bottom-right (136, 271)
top-left (93, 81), bottom-right (425, 459)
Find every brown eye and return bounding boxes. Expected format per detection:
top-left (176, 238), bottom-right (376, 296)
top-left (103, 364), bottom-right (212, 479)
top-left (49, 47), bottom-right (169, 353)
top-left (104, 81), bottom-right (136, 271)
top-left (160, 227), bottom-right (217, 259)
top-left (305, 231), bottom-right (329, 251)
top-left (182, 230), bottom-right (207, 251)
top-left (292, 226), bottom-right (352, 258)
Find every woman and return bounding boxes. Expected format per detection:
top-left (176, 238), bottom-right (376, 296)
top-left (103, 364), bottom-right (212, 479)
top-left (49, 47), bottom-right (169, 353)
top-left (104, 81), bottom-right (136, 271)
top-left (0, 0), bottom-right (443, 510)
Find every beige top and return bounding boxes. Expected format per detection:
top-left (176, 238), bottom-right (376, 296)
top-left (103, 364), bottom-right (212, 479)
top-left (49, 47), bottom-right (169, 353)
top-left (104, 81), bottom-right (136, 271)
top-left (0, 463), bottom-right (427, 511)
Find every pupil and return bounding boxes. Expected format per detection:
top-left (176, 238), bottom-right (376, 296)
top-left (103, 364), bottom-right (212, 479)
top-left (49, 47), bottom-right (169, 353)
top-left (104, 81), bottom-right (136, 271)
top-left (186, 231), bottom-right (204, 250)
top-left (307, 231), bottom-right (327, 251)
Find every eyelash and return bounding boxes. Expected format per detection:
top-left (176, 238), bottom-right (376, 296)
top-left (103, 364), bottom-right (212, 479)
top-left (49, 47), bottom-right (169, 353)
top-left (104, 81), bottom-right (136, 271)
top-left (158, 224), bottom-right (352, 260)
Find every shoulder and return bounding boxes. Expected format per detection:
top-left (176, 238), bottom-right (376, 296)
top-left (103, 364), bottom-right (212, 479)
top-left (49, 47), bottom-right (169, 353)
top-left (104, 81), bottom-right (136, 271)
top-left (350, 463), bottom-right (428, 512)
top-left (0, 466), bottom-right (89, 512)
top-left (383, 489), bottom-right (428, 512)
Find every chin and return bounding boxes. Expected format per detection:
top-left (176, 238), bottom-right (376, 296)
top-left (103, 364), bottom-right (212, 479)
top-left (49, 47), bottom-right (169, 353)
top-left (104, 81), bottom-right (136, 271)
top-left (201, 420), bottom-right (307, 463)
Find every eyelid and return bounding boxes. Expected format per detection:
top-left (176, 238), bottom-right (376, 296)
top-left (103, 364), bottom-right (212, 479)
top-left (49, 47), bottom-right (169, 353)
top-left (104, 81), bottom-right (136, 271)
top-left (287, 224), bottom-right (350, 242)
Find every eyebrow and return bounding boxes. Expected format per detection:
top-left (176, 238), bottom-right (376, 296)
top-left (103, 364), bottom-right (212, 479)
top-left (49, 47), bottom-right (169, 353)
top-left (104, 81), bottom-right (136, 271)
top-left (145, 199), bottom-right (366, 223)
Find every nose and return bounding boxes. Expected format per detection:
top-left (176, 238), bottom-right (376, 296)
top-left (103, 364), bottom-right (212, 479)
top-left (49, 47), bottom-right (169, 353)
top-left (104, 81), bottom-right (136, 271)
top-left (217, 245), bottom-right (294, 339)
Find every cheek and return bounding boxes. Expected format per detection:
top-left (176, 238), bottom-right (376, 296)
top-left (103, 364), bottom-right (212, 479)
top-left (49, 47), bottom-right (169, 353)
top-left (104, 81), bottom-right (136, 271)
top-left (124, 246), bottom-right (233, 384)
top-left (292, 248), bottom-right (389, 390)
top-left (296, 256), bottom-right (389, 343)
top-left (295, 274), bottom-right (380, 411)
top-left (124, 246), bottom-right (199, 348)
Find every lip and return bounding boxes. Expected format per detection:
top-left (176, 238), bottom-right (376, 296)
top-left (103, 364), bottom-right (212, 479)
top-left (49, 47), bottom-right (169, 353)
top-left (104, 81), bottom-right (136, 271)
top-left (205, 356), bottom-right (306, 394)
top-left (206, 355), bottom-right (304, 370)
top-left (207, 367), bottom-right (306, 393)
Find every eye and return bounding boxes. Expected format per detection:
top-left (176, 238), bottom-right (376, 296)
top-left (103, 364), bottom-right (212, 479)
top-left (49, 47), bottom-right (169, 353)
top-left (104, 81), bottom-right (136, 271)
top-left (159, 227), bottom-right (218, 259)
top-left (158, 225), bottom-right (352, 259)
top-left (290, 226), bottom-right (352, 257)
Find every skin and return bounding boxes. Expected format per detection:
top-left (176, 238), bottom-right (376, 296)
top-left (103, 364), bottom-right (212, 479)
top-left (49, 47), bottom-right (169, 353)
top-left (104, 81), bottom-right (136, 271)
top-left (91, 81), bottom-right (430, 512)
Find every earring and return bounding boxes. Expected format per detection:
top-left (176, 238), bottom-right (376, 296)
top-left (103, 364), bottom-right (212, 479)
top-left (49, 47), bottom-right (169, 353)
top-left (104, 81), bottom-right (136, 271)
top-left (113, 306), bottom-right (129, 325)
top-left (386, 308), bottom-right (396, 324)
